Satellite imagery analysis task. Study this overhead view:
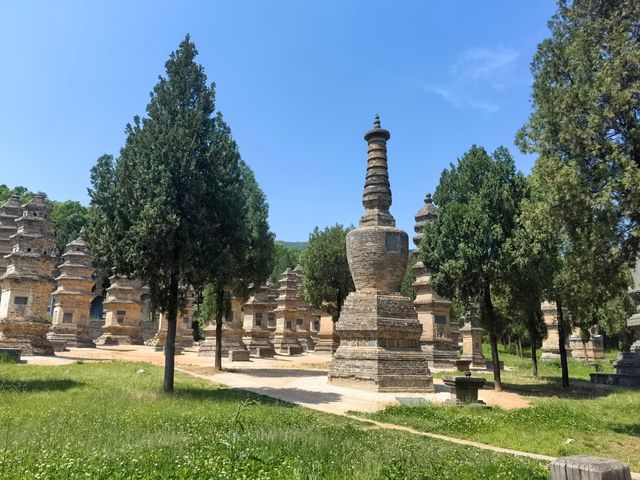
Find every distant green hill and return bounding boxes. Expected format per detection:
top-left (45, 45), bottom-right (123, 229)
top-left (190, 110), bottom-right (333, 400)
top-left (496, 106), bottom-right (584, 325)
top-left (276, 240), bottom-right (307, 251)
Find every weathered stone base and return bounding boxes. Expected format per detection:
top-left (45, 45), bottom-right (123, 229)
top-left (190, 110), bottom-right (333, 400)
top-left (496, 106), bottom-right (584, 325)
top-left (146, 332), bottom-right (186, 355)
top-left (297, 332), bottom-right (315, 351)
top-left (198, 325), bottom-right (248, 357)
top-left (540, 350), bottom-right (562, 360)
top-left (329, 292), bottom-right (433, 392)
top-left (591, 351), bottom-right (640, 388)
top-left (590, 373), bottom-right (640, 388)
top-left (95, 325), bottom-right (143, 346)
top-left (229, 349), bottom-right (251, 362)
top-left (273, 330), bottom-right (303, 355)
top-left (0, 347), bottom-right (21, 362)
top-left (422, 342), bottom-right (458, 368)
top-left (0, 319), bottom-right (54, 356)
top-left (314, 332), bottom-right (339, 353)
top-left (243, 330), bottom-right (275, 357)
top-left (569, 335), bottom-right (604, 362)
top-left (47, 325), bottom-right (95, 351)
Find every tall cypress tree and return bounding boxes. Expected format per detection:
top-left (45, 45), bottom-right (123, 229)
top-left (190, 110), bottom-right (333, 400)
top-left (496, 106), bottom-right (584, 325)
top-left (87, 35), bottom-right (245, 392)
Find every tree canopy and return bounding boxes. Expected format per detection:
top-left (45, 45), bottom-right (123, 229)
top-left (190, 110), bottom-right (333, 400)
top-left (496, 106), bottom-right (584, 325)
top-left (421, 145), bottom-right (527, 390)
top-left (86, 35), bottom-right (249, 392)
top-left (300, 224), bottom-right (354, 321)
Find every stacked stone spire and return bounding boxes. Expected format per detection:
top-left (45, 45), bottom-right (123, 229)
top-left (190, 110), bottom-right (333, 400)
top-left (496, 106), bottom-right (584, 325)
top-left (411, 194), bottom-right (457, 367)
top-left (95, 275), bottom-right (143, 345)
top-left (360, 114), bottom-right (395, 228)
top-left (329, 116), bottom-right (432, 392)
top-left (272, 268), bottom-right (303, 355)
top-left (0, 194), bottom-right (56, 355)
top-left (47, 229), bottom-right (96, 350)
top-left (242, 284), bottom-right (276, 357)
top-left (0, 195), bottom-right (22, 271)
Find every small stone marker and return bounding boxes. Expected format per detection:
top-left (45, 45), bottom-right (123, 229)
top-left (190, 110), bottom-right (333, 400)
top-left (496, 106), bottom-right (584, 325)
top-left (550, 456), bottom-right (631, 480)
top-left (228, 350), bottom-right (250, 362)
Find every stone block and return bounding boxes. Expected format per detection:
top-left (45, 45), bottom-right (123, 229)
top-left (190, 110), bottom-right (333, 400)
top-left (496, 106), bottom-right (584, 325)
top-left (228, 349), bottom-right (250, 362)
top-left (443, 375), bottom-right (486, 405)
top-left (287, 346), bottom-right (303, 356)
top-left (549, 456), bottom-right (631, 480)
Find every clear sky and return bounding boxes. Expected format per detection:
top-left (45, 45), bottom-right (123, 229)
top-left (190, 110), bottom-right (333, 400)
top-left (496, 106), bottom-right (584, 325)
top-left (0, 1), bottom-right (558, 242)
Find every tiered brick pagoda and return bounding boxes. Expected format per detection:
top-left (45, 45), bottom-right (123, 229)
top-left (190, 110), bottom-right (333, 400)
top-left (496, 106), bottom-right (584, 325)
top-left (412, 193), bottom-right (458, 367)
top-left (0, 195), bottom-right (22, 271)
top-left (95, 275), bottom-right (143, 345)
top-left (272, 268), bottom-right (304, 355)
top-left (199, 297), bottom-right (248, 359)
top-left (292, 265), bottom-right (315, 351)
top-left (242, 285), bottom-right (276, 357)
top-left (47, 229), bottom-right (95, 350)
top-left (0, 194), bottom-right (56, 355)
top-left (328, 116), bottom-right (432, 392)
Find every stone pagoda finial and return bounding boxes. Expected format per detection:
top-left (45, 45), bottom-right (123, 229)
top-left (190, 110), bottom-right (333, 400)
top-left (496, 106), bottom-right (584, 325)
top-left (413, 192), bottom-right (438, 248)
top-left (360, 114), bottom-right (394, 227)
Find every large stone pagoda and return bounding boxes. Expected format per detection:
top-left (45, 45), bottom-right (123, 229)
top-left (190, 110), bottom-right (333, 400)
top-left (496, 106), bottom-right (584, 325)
top-left (47, 229), bottom-right (96, 350)
top-left (95, 275), bottom-right (143, 345)
top-left (328, 115), bottom-right (432, 392)
top-left (412, 193), bottom-right (458, 367)
top-left (0, 194), bottom-right (56, 355)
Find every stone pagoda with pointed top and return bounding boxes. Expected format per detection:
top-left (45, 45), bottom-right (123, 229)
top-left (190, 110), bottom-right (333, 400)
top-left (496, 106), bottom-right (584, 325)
top-left (292, 265), bottom-right (315, 351)
top-left (0, 195), bottom-right (22, 272)
top-left (95, 275), bottom-right (143, 345)
top-left (242, 284), bottom-right (276, 357)
top-left (329, 116), bottom-right (432, 392)
top-left (273, 268), bottom-right (304, 355)
top-left (0, 194), bottom-right (56, 355)
top-left (47, 229), bottom-right (96, 350)
top-left (412, 193), bottom-right (458, 367)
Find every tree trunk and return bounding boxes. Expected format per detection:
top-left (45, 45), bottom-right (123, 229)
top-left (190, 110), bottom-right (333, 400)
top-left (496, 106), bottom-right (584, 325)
top-left (557, 300), bottom-right (570, 388)
top-left (483, 282), bottom-right (502, 391)
top-left (163, 271), bottom-right (179, 393)
top-left (214, 285), bottom-right (224, 371)
top-left (582, 340), bottom-right (590, 364)
top-left (530, 333), bottom-right (539, 379)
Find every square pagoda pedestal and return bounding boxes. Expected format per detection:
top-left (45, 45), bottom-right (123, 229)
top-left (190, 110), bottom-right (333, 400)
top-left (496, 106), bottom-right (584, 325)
top-left (329, 292), bottom-right (433, 392)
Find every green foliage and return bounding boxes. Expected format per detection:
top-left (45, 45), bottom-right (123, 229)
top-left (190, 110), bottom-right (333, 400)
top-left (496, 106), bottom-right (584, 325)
top-left (367, 344), bottom-right (640, 470)
top-left (0, 362), bottom-right (548, 479)
top-left (49, 200), bottom-right (89, 255)
top-left (400, 252), bottom-right (417, 300)
top-left (0, 185), bottom-right (35, 204)
top-left (85, 35), bottom-right (256, 388)
top-left (275, 240), bottom-right (307, 252)
top-left (270, 242), bottom-right (300, 284)
top-left (300, 224), bottom-right (355, 321)
top-left (517, 0), bottom-right (640, 261)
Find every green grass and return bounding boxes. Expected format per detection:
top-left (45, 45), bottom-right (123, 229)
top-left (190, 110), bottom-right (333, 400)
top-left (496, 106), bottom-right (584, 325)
top-left (0, 361), bottom-right (548, 479)
top-left (362, 344), bottom-right (640, 471)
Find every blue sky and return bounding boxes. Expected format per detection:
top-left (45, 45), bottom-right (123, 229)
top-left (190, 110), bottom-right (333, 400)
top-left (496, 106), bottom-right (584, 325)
top-left (0, 1), bottom-right (557, 241)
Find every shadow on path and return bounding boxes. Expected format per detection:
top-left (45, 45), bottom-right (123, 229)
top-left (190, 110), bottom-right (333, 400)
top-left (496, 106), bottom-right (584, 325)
top-left (241, 386), bottom-right (343, 406)
top-left (224, 368), bottom-right (327, 378)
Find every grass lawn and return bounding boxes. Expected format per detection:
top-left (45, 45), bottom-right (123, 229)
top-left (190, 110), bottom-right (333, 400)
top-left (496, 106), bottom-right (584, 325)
top-left (0, 360), bottom-right (548, 479)
top-left (361, 344), bottom-right (640, 471)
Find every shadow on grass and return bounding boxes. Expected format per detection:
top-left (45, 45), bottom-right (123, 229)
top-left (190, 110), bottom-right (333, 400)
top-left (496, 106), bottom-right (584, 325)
top-left (611, 423), bottom-right (640, 437)
top-left (0, 378), bottom-right (81, 392)
top-left (482, 377), bottom-right (620, 399)
top-left (175, 384), bottom-right (341, 406)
